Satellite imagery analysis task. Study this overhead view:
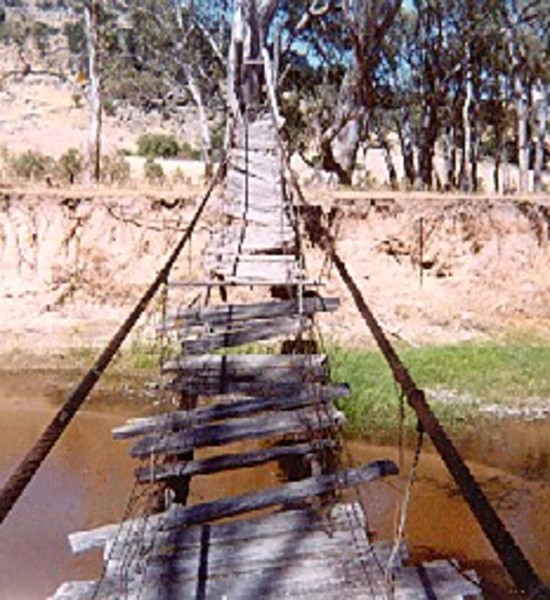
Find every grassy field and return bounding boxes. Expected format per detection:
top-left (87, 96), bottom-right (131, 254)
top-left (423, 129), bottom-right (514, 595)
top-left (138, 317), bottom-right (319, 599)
top-left (104, 333), bottom-right (550, 437)
top-left (328, 336), bottom-right (550, 437)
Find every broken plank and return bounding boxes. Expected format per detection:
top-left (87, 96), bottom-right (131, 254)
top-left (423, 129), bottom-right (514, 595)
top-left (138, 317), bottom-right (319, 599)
top-left (134, 439), bottom-right (339, 483)
top-left (129, 405), bottom-right (345, 458)
top-left (163, 297), bottom-right (339, 329)
top-left (113, 383), bottom-right (349, 439)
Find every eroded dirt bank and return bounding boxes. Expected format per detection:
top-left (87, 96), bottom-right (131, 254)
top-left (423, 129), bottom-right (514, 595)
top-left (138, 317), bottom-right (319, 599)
top-left (1, 188), bottom-right (549, 360)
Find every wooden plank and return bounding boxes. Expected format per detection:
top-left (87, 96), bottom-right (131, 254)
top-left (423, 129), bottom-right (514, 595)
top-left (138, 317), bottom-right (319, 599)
top-left (143, 460), bottom-right (397, 527)
top-left (167, 379), bottom-right (316, 398)
top-left (129, 405), bottom-right (345, 458)
top-left (114, 383), bottom-right (349, 439)
top-left (166, 278), bottom-right (321, 288)
top-left (209, 260), bottom-right (299, 285)
top-left (164, 297), bottom-right (339, 329)
top-left (393, 561), bottom-right (483, 599)
top-left (209, 225), bottom-right (297, 252)
top-left (162, 353), bottom-right (329, 375)
top-left (69, 502), bottom-right (366, 555)
top-left (104, 528), bottom-right (378, 581)
top-left (134, 439), bottom-right (340, 483)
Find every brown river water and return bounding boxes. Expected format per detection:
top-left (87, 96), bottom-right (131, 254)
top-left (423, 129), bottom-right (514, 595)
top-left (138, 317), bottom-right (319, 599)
top-left (0, 369), bottom-right (548, 599)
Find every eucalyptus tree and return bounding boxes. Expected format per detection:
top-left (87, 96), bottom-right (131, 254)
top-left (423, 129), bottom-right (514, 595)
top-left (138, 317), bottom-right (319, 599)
top-left (499, 0), bottom-right (549, 192)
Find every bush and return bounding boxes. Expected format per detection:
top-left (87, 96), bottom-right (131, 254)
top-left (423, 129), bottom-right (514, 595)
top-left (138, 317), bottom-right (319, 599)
top-left (137, 133), bottom-right (179, 159)
top-left (9, 150), bottom-right (54, 182)
top-left (143, 158), bottom-right (164, 184)
top-left (101, 150), bottom-right (130, 185)
top-left (179, 141), bottom-right (201, 161)
top-left (57, 148), bottom-right (83, 184)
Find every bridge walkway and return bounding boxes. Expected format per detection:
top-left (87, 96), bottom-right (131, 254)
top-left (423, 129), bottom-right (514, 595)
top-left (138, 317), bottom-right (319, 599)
top-left (52, 113), bottom-right (481, 600)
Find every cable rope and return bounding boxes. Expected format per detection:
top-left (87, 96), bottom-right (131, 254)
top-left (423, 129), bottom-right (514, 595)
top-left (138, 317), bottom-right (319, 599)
top-left (384, 421), bottom-right (424, 596)
top-left (0, 152), bottom-right (228, 527)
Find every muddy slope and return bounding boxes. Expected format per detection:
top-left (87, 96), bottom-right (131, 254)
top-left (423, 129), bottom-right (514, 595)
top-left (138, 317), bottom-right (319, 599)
top-left (1, 189), bottom-right (549, 353)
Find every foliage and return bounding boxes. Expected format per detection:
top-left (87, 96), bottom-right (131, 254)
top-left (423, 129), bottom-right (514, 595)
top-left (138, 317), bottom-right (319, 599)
top-left (137, 133), bottom-right (180, 159)
top-left (178, 141), bottom-right (201, 161)
top-left (57, 148), bottom-right (83, 184)
top-left (101, 150), bottom-right (130, 184)
top-left (9, 150), bottom-right (54, 181)
top-left (143, 157), bottom-right (164, 183)
top-left (329, 338), bottom-right (550, 436)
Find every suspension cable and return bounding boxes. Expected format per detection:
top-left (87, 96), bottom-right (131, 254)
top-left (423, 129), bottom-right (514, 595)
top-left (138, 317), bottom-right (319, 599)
top-left (287, 173), bottom-right (550, 599)
top-left (0, 157), bottom-right (227, 527)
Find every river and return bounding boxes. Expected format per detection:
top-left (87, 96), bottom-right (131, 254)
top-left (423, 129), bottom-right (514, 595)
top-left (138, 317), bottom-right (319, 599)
top-left (0, 368), bottom-right (548, 599)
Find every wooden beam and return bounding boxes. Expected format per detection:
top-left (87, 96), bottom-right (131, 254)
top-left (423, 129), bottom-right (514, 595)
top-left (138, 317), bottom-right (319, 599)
top-left (180, 316), bottom-right (310, 354)
top-left (163, 297), bottom-right (339, 329)
top-left (69, 502), bottom-right (366, 555)
top-left (134, 439), bottom-right (339, 483)
top-left (163, 353), bottom-right (328, 376)
top-left (129, 405), bottom-right (345, 458)
top-left (133, 460), bottom-right (397, 528)
top-left (113, 383), bottom-right (349, 439)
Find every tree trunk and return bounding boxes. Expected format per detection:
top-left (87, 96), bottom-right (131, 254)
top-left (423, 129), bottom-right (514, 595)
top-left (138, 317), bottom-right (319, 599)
top-left (417, 102), bottom-right (438, 189)
top-left (460, 63), bottom-right (473, 191)
top-left (443, 124), bottom-right (455, 190)
top-left (185, 68), bottom-right (213, 181)
top-left (376, 124), bottom-right (398, 190)
top-left (515, 70), bottom-right (530, 193)
top-left (84, 0), bottom-right (101, 185)
top-left (533, 79), bottom-right (548, 193)
top-left (395, 109), bottom-right (415, 186)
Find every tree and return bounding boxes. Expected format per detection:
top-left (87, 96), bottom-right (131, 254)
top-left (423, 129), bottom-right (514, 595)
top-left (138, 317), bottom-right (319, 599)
top-left (84, 0), bottom-right (101, 184)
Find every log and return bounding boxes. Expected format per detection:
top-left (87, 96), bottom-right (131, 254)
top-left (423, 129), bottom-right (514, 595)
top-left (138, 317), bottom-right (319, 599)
top-left (134, 439), bottom-right (339, 483)
top-left (113, 383), bottom-right (349, 439)
top-left (129, 405), bottom-right (345, 458)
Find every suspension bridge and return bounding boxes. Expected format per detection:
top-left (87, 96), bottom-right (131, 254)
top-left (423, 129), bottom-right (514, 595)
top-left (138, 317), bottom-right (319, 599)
top-left (1, 53), bottom-right (549, 600)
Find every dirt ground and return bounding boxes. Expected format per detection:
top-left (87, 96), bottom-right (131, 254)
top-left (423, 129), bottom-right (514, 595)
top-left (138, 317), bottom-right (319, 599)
top-left (0, 187), bottom-right (549, 367)
top-left (1, 76), bottom-right (549, 364)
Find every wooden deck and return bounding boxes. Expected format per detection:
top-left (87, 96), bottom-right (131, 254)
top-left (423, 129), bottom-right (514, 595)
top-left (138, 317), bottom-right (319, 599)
top-left (52, 112), bottom-right (483, 599)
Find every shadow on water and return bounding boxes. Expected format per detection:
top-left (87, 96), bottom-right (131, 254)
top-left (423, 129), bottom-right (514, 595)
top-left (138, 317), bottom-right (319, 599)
top-left (0, 368), bottom-right (548, 599)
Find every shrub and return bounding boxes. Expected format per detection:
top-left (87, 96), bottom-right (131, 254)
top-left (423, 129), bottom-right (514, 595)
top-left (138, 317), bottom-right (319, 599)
top-left (137, 133), bottom-right (179, 159)
top-left (9, 150), bottom-right (54, 182)
top-left (179, 141), bottom-right (201, 161)
top-left (101, 150), bottom-right (130, 185)
top-left (57, 148), bottom-right (83, 184)
top-left (143, 158), bottom-right (164, 184)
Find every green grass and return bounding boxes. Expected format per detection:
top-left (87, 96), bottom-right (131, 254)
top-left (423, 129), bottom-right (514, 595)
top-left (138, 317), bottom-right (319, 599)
top-left (328, 338), bottom-right (550, 437)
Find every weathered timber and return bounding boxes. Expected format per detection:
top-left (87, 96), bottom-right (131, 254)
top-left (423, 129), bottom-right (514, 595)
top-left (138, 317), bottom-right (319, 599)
top-left (163, 297), bottom-right (339, 329)
top-left (209, 225), bottom-right (296, 254)
top-left (114, 383), bottom-right (349, 439)
top-left (209, 257), bottom-right (299, 284)
top-left (226, 168), bottom-right (282, 191)
top-left (181, 315), bottom-right (310, 354)
top-left (223, 204), bottom-right (293, 227)
top-left (163, 353), bottom-right (327, 375)
top-left (135, 439), bottom-right (339, 483)
top-left (166, 278), bottom-right (319, 288)
top-left (147, 460), bottom-right (395, 527)
top-left (69, 502), bottom-right (366, 555)
top-left (129, 405), bottom-right (345, 458)
top-left (104, 533), bottom-right (386, 584)
top-left (392, 561), bottom-right (483, 599)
